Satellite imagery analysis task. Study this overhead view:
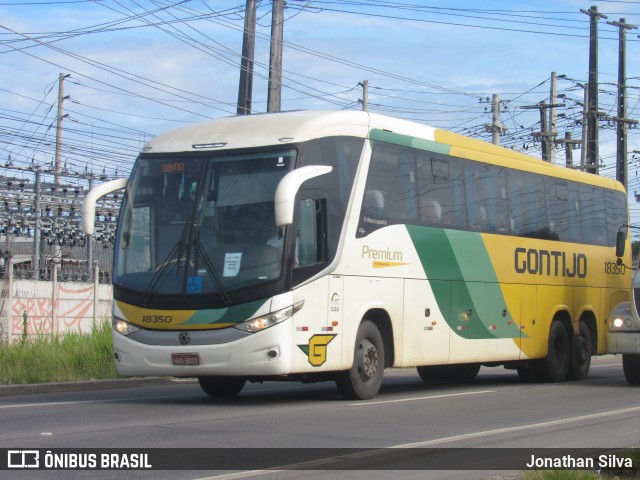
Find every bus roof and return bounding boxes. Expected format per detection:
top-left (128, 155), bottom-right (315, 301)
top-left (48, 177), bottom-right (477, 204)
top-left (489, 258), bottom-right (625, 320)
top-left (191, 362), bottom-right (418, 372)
top-left (142, 110), bottom-right (624, 194)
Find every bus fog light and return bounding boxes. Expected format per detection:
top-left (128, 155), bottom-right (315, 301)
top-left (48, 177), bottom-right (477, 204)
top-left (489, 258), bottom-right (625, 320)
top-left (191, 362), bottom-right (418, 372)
top-left (267, 348), bottom-right (280, 360)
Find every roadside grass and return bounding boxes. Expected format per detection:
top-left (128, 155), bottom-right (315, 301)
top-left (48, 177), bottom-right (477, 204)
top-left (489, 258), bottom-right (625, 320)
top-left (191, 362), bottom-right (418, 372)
top-left (522, 449), bottom-right (640, 479)
top-left (0, 320), bottom-right (119, 384)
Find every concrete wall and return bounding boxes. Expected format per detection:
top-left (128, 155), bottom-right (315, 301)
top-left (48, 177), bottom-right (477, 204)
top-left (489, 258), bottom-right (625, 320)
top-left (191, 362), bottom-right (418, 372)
top-left (0, 277), bottom-right (112, 343)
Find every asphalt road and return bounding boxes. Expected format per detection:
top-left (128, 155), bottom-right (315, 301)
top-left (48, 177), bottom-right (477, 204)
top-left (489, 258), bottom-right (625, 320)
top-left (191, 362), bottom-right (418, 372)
top-left (0, 356), bottom-right (638, 480)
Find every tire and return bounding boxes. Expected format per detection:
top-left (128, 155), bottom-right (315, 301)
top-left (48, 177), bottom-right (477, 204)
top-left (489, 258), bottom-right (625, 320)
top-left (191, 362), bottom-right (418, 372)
top-left (417, 363), bottom-right (480, 382)
top-left (534, 321), bottom-right (570, 383)
top-left (622, 354), bottom-right (640, 385)
top-left (336, 320), bottom-right (385, 400)
top-left (198, 376), bottom-right (246, 398)
top-left (567, 320), bottom-right (592, 381)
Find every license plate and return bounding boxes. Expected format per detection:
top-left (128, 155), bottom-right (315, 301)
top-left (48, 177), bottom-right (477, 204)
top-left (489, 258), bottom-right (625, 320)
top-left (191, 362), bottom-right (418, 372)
top-left (171, 353), bottom-right (200, 366)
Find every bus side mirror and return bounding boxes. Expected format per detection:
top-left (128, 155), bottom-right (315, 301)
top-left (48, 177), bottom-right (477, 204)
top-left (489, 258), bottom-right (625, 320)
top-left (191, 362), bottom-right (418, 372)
top-left (274, 166), bottom-right (332, 227)
top-left (81, 178), bottom-right (128, 235)
top-left (616, 230), bottom-right (626, 258)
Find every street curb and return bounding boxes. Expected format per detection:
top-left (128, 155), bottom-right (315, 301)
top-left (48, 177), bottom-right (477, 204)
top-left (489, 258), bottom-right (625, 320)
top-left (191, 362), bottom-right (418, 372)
top-left (0, 377), bottom-right (196, 397)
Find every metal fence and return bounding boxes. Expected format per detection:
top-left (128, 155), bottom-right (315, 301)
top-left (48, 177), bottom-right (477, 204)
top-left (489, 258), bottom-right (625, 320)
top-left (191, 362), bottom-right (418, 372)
top-left (0, 171), bottom-right (121, 283)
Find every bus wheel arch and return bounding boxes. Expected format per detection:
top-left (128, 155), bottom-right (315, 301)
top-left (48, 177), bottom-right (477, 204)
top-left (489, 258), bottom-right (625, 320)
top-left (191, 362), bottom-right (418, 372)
top-left (361, 308), bottom-right (394, 368)
top-left (335, 313), bottom-right (390, 400)
top-left (534, 313), bottom-right (571, 382)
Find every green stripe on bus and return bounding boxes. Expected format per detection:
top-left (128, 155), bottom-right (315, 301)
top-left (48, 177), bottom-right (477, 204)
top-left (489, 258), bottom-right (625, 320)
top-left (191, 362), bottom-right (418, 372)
top-left (406, 225), bottom-right (520, 339)
top-left (182, 298), bottom-right (269, 326)
top-left (370, 129), bottom-right (451, 155)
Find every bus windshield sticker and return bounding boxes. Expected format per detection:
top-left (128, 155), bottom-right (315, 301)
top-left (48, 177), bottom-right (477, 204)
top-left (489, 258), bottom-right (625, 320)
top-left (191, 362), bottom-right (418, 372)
top-left (223, 253), bottom-right (242, 277)
top-left (187, 276), bottom-right (203, 294)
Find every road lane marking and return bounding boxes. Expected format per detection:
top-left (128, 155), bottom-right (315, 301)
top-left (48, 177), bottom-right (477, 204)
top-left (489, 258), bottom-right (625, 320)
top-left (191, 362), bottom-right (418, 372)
top-left (394, 404), bottom-right (640, 448)
top-left (348, 390), bottom-right (495, 406)
top-left (0, 394), bottom-right (202, 409)
top-left (194, 404), bottom-right (640, 480)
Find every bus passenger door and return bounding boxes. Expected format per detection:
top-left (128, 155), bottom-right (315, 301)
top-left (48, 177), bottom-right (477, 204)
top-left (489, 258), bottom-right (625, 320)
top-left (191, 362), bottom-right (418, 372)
top-left (401, 279), bottom-right (450, 366)
top-left (291, 198), bottom-right (342, 372)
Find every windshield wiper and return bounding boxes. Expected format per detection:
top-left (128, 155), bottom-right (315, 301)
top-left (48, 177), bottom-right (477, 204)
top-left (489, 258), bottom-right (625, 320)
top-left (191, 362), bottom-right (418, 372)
top-left (192, 225), bottom-right (232, 305)
top-left (141, 215), bottom-right (192, 306)
top-left (141, 240), bottom-right (184, 306)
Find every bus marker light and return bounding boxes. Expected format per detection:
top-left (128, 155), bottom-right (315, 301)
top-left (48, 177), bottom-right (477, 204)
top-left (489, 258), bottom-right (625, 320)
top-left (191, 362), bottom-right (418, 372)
top-left (332, 321), bottom-right (339, 327)
top-left (322, 327), bottom-right (333, 332)
top-left (192, 143), bottom-right (226, 149)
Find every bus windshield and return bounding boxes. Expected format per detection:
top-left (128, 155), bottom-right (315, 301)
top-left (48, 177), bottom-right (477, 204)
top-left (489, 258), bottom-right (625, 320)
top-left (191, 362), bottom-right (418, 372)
top-left (113, 149), bottom-right (296, 302)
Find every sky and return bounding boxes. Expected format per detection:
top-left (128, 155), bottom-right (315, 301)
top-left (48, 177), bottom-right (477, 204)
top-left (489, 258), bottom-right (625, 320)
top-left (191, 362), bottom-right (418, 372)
top-left (3, 0), bottom-right (640, 221)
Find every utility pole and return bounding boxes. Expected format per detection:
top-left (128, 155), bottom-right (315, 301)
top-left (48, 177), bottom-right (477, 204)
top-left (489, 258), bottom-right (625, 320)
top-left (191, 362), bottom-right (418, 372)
top-left (522, 101), bottom-right (558, 162)
top-left (237, 0), bottom-right (257, 115)
top-left (491, 94), bottom-right (501, 145)
top-left (607, 18), bottom-right (637, 190)
top-left (33, 168), bottom-right (41, 277)
top-left (482, 94), bottom-right (504, 145)
top-left (267, 0), bottom-right (284, 113)
top-left (581, 6), bottom-right (607, 175)
top-left (358, 80), bottom-right (368, 111)
top-left (580, 83), bottom-right (589, 170)
top-left (548, 72), bottom-right (558, 164)
top-left (54, 73), bottom-right (70, 185)
top-left (557, 132), bottom-right (581, 169)
top-left (539, 104), bottom-right (549, 161)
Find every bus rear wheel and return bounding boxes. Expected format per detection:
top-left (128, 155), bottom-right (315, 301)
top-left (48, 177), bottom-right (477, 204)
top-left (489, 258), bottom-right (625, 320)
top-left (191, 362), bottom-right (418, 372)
top-left (198, 376), bottom-right (246, 398)
top-left (534, 321), bottom-right (570, 382)
top-left (336, 320), bottom-right (385, 400)
top-left (622, 354), bottom-right (640, 385)
top-left (567, 320), bottom-right (592, 381)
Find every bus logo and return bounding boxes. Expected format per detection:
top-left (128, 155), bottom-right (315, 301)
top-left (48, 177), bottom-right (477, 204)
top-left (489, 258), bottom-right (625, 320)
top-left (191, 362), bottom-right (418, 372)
top-left (8, 450), bottom-right (39, 468)
top-left (298, 334), bottom-right (337, 366)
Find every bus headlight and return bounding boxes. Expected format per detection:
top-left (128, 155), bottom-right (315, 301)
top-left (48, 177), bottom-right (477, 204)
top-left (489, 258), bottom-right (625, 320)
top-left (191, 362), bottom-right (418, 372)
top-left (113, 316), bottom-right (141, 336)
top-left (234, 301), bottom-right (304, 333)
top-left (610, 316), bottom-right (634, 330)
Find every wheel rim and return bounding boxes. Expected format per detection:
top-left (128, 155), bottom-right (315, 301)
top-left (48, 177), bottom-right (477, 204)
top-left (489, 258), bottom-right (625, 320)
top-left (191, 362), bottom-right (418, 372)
top-left (357, 338), bottom-right (379, 383)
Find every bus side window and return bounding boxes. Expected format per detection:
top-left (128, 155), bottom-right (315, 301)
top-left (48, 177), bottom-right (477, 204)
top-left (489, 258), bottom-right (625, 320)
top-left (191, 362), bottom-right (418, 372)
top-left (292, 199), bottom-right (328, 285)
top-left (547, 180), bottom-right (573, 242)
top-left (357, 142), bottom-right (417, 236)
top-left (417, 154), bottom-right (466, 228)
top-left (509, 170), bottom-right (547, 239)
top-left (580, 184), bottom-right (607, 245)
top-left (605, 189), bottom-right (627, 246)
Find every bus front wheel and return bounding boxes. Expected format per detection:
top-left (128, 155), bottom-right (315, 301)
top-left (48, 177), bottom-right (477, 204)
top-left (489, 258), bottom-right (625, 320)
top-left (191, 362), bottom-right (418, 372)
top-left (198, 376), bottom-right (246, 398)
top-left (336, 320), bottom-right (385, 400)
top-left (622, 354), bottom-right (640, 385)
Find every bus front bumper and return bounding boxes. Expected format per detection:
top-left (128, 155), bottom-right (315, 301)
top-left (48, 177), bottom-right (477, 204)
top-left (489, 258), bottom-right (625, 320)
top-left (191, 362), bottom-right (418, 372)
top-left (112, 320), bottom-right (293, 377)
top-left (607, 332), bottom-right (640, 354)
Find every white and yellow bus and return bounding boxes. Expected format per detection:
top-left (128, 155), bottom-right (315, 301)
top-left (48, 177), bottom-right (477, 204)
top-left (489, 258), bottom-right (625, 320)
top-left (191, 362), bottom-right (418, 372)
top-left (82, 110), bottom-right (633, 400)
